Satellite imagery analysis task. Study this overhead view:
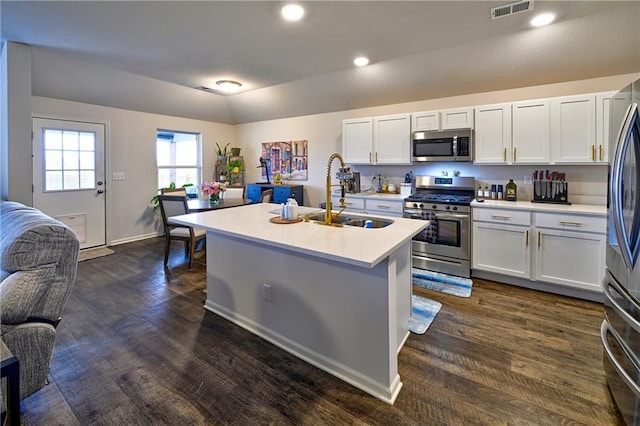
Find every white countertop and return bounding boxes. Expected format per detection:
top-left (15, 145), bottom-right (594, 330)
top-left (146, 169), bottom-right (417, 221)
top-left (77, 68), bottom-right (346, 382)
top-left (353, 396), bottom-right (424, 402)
top-left (170, 203), bottom-right (427, 268)
top-left (471, 199), bottom-right (607, 216)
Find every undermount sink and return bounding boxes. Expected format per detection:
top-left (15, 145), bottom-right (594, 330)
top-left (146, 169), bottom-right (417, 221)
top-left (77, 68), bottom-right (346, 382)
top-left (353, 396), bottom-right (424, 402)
top-left (306, 212), bottom-right (394, 228)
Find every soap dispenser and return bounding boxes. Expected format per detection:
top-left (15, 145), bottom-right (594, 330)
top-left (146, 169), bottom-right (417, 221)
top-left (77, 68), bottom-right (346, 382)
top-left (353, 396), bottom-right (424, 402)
top-left (377, 174), bottom-right (383, 192)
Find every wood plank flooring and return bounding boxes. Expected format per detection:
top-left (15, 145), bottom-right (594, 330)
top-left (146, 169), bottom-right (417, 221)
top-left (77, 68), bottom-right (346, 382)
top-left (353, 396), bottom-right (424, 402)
top-left (19, 237), bottom-right (624, 425)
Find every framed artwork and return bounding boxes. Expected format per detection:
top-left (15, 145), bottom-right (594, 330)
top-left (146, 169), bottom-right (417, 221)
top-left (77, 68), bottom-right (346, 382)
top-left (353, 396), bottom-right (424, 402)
top-left (261, 140), bottom-right (308, 181)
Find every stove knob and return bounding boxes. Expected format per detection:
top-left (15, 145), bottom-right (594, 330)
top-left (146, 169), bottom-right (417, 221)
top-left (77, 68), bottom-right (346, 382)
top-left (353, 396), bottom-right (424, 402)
top-left (413, 203), bottom-right (418, 208)
top-left (431, 205), bottom-right (437, 210)
top-left (419, 203), bottom-right (424, 209)
top-left (452, 206), bottom-right (458, 211)
top-left (445, 205), bottom-right (451, 210)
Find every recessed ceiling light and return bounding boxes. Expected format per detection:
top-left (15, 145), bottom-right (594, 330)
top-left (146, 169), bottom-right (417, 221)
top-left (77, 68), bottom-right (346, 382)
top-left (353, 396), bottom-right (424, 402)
top-left (281, 4), bottom-right (305, 22)
top-left (354, 56), bottom-right (370, 67)
top-left (216, 80), bottom-right (242, 93)
top-left (530, 12), bottom-right (555, 27)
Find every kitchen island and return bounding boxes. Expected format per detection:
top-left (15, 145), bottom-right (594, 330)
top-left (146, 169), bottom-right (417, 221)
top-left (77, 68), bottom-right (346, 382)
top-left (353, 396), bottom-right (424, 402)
top-left (171, 203), bottom-right (427, 404)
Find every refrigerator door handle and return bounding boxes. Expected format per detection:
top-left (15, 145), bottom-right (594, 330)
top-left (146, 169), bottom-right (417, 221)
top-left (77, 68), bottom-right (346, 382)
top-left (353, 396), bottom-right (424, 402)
top-left (601, 320), bottom-right (640, 399)
top-left (610, 102), bottom-right (639, 270)
top-left (604, 276), bottom-right (640, 335)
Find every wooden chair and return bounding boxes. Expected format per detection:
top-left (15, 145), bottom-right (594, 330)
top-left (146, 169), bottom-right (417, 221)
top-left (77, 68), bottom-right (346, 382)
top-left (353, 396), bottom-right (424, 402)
top-left (157, 195), bottom-right (206, 268)
top-left (160, 188), bottom-right (188, 196)
top-left (259, 189), bottom-right (273, 203)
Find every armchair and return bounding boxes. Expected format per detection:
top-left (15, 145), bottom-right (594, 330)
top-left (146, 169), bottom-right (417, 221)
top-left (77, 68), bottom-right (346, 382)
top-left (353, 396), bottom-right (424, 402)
top-left (0, 201), bottom-right (80, 400)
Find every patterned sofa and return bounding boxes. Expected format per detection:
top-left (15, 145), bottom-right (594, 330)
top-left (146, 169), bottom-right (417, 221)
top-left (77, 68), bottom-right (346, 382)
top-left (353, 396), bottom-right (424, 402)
top-left (0, 201), bottom-right (79, 399)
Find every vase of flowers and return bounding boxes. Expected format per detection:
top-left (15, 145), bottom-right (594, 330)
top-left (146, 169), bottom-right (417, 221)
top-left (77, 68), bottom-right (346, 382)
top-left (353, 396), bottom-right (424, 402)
top-left (200, 181), bottom-right (226, 204)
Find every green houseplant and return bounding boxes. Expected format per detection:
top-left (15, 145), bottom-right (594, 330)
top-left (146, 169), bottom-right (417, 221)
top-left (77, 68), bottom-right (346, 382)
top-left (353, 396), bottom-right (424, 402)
top-left (226, 158), bottom-right (245, 185)
top-left (151, 182), bottom-right (194, 209)
top-left (216, 142), bottom-right (230, 164)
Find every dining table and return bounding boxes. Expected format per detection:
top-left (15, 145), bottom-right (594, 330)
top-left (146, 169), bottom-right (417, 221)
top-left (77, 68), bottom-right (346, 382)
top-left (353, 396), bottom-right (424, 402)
top-left (187, 198), bottom-right (252, 213)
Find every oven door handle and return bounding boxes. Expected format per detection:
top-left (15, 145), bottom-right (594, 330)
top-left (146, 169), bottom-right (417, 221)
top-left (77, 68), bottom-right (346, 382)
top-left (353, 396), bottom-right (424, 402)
top-left (435, 212), bottom-right (469, 220)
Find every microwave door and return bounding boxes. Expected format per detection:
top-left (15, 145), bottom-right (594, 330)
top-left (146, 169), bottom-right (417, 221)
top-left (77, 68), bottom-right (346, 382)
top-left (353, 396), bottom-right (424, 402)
top-left (610, 102), bottom-right (640, 279)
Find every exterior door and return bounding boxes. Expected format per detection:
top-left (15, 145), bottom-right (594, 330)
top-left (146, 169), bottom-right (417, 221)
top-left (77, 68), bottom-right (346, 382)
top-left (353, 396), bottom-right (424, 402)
top-left (32, 117), bottom-right (106, 249)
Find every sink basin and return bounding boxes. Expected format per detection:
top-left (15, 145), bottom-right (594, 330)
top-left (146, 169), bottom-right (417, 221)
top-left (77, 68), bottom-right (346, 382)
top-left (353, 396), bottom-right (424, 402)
top-left (306, 212), bottom-right (394, 228)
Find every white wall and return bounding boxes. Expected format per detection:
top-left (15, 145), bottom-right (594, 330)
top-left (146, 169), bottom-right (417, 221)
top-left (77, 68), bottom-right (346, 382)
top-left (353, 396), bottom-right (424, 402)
top-left (237, 73), bottom-right (640, 208)
top-left (31, 96), bottom-right (235, 244)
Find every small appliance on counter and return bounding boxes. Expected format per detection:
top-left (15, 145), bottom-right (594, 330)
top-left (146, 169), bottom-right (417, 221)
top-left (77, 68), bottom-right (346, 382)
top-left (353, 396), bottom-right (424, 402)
top-left (531, 170), bottom-right (570, 204)
top-left (346, 171), bottom-right (361, 193)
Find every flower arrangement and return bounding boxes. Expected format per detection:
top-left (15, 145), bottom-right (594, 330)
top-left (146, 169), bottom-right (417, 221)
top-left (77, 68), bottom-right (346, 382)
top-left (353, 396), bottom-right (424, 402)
top-left (200, 181), bottom-right (226, 203)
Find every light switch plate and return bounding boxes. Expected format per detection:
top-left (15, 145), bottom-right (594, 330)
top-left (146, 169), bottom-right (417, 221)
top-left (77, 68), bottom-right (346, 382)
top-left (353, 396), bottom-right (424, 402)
top-left (112, 172), bottom-right (125, 181)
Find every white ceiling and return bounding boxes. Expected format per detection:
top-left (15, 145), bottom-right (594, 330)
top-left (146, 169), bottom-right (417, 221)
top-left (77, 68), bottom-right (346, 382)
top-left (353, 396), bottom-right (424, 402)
top-left (2, 1), bottom-right (639, 124)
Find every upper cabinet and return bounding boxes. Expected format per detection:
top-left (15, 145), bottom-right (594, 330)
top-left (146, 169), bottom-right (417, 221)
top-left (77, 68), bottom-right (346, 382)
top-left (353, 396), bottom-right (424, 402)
top-left (412, 107), bottom-right (474, 132)
top-left (474, 103), bottom-right (512, 164)
top-left (342, 114), bottom-right (411, 165)
top-left (596, 91), bottom-right (617, 164)
top-left (512, 99), bottom-right (551, 164)
top-left (550, 94), bottom-right (596, 163)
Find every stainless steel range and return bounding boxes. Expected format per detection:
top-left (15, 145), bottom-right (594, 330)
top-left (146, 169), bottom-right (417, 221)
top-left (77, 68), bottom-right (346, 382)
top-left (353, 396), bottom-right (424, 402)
top-left (403, 176), bottom-right (475, 278)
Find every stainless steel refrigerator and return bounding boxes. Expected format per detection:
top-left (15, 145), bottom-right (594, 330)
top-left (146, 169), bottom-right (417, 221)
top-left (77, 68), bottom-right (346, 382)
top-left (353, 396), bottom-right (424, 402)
top-left (602, 79), bottom-right (640, 425)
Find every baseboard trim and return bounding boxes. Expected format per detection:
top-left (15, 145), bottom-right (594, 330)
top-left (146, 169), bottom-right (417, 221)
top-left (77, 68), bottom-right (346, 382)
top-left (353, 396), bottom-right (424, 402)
top-left (109, 232), bottom-right (161, 246)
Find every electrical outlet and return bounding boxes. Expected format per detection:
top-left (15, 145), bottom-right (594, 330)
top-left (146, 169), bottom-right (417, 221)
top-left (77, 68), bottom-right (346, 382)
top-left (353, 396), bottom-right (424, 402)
top-left (523, 175), bottom-right (532, 184)
top-left (112, 172), bottom-right (125, 181)
top-left (262, 283), bottom-right (272, 302)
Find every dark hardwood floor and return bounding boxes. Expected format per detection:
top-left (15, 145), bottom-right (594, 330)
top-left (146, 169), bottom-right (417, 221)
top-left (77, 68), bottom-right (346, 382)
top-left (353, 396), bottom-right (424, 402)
top-left (19, 237), bottom-right (623, 425)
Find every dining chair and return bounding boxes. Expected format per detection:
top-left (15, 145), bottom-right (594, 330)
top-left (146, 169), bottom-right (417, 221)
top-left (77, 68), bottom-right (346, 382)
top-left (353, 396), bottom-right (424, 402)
top-left (157, 194), bottom-right (206, 268)
top-left (160, 188), bottom-right (188, 197)
top-left (259, 189), bottom-right (273, 203)
top-left (224, 187), bottom-right (245, 199)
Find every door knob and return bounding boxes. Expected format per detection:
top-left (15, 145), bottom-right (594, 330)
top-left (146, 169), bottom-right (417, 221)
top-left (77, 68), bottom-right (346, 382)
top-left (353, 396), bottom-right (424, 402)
top-left (97, 189), bottom-right (104, 194)
top-left (97, 181), bottom-right (104, 186)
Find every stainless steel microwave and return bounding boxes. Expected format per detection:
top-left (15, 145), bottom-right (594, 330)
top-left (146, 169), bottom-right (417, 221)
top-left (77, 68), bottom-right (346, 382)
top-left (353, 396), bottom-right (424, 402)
top-left (412, 128), bottom-right (473, 162)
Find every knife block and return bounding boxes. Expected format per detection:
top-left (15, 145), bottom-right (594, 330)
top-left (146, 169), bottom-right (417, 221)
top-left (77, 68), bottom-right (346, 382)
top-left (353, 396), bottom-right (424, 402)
top-left (532, 181), bottom-right (571, 204)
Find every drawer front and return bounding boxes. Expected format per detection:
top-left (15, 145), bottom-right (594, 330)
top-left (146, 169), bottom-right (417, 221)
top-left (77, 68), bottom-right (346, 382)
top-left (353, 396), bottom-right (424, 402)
top-left (245, 185), bottom-right (262, 203)
top-left (534, 212), bottom-right (606, 234)
top-left (365, 199), bottom-right (404, 215)
top-left (473, 208), bottom-right (531, 226)
top-left (331, 196), bottom-right (365, 211)
top-left (273, 187), bottom-right (291, 204)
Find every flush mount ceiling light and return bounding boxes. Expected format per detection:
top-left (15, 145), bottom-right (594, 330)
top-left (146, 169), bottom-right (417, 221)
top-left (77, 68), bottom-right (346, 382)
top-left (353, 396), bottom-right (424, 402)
top-left (530, 12), bottom-right (556, 27)
top-left (353, 56), bottom-right (370, 67)
top-left (215, 80), bottom-right (243, 93)
top-left (281, 3), bottom-right (305, 22)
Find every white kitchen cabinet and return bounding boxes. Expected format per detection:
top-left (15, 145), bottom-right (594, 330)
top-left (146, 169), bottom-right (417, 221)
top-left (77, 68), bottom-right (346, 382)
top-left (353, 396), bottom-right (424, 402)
top-left (342, 114), bottom-right (411, 165)
top-left (533, 212), bottom-right (606, 292)
top-left (440, 107), bottom-right (474, 130)
top-left (474, 103), bottom-right (512, 164)
top-left (331, 195), bottom-right (365, 213)
top-left (364, 198), bottom-right (404, 218)
top-left (472, 208), bottom-right (531, 279)
top-left (550, 94), bottom-right (596, 163)
top-left (342, 118), bottom-right (374, 164)
top-left (411, 111), bottom-right (439, 131)
top-left (512, 99), bottom-right (550, 164)
top-left (596, 91), bottom-right (617, 163)
top-left (411, 107), bottom-right (473, 132)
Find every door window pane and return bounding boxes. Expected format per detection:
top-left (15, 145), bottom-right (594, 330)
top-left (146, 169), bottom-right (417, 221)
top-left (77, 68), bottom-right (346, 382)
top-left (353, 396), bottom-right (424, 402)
top-left (43, 128), bottom-right (97, 191)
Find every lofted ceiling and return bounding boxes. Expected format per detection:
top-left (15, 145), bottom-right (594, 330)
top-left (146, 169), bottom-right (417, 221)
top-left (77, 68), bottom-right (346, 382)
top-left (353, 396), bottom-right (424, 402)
top-left (2, 1), bottom-right (639, 124)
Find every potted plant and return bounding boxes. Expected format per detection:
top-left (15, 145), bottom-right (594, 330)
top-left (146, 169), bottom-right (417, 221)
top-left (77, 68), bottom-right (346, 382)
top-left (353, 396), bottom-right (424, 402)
top-left (216, 142), bottom-right (230, 164)
top-left (226, 158), bottom-right (245, 185)
top-left (230, 147), bottom-right (241, 156)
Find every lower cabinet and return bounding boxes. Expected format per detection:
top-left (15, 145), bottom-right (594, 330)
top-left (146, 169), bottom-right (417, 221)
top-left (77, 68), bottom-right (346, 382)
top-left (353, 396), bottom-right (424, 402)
top-left (533, 212), bottom-right (606, 292)
top-left (331, 196), bottom-right (403, 217)
top-left (245, 184), bottom-right (303, 205)
top-left (472, 207), bottom-right (606, 294)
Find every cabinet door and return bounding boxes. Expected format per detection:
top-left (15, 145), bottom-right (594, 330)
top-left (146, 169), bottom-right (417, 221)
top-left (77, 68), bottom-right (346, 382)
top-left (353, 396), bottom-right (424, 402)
top-left (512, 99), bottom-right (550, 164)
top-left (596, 91), bottom-right (616, 163)
top-left (273, 187), bottom-right (291, 204)
top-left (551, 95), bottom-right (596, 163)
top-left (245, 185), bottom-right (262, 204)
top-left (364, 198), bottom-right (404, 217)
top-left (373, 114), bottom-right (411, 164)
top-left (342, 118), bottom-right (373, 164)
top-left (534, 228), bottom-right (605, 292)
top-left (472, 222), bottom-right (531, 278)
top-left (441, 107), bottom-right (474, 130)
top-left (331, 196), bottom-right (365, 213)
top-left (474, 104), bottom-right (512, 164)
top-left (411, 111), bottom-right (439, 131)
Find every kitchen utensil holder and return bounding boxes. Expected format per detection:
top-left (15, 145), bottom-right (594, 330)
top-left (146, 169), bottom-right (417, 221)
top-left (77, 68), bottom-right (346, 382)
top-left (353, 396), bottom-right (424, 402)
top-left (532, 181), bottom-right (571, 205)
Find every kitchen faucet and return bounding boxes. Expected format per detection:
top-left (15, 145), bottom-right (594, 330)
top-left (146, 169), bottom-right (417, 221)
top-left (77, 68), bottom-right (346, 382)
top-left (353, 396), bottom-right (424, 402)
top-left (321, 152), bottom-right (351, 227)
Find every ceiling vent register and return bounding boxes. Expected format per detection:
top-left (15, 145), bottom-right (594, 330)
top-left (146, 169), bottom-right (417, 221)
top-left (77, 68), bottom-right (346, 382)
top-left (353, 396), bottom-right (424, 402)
top-left (491, 0), bottom-right (534, 20)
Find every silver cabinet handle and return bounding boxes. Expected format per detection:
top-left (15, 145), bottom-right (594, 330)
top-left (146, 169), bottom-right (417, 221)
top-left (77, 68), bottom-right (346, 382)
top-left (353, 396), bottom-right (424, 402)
top-left (376, 204), bottom-right (391, 209)
top-left (491, 215), bottom-right (510, 220)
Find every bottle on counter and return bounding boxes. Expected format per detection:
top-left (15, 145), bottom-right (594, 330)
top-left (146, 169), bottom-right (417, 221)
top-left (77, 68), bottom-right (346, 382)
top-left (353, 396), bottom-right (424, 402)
top-left (382, 176), bottom-right (389, 192)
top-left (490, 184), bottom-right (497, 200)
top-left (497, 184), bottom-right (503, 200)
top-left (476, 183), bottom-right (484, 200)
top-left (505, 179), bottom-right (517, 201)
top-left (483, 184), bottom-right (490, 199)
top-left (286, 194), bottom-right (299, 219)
